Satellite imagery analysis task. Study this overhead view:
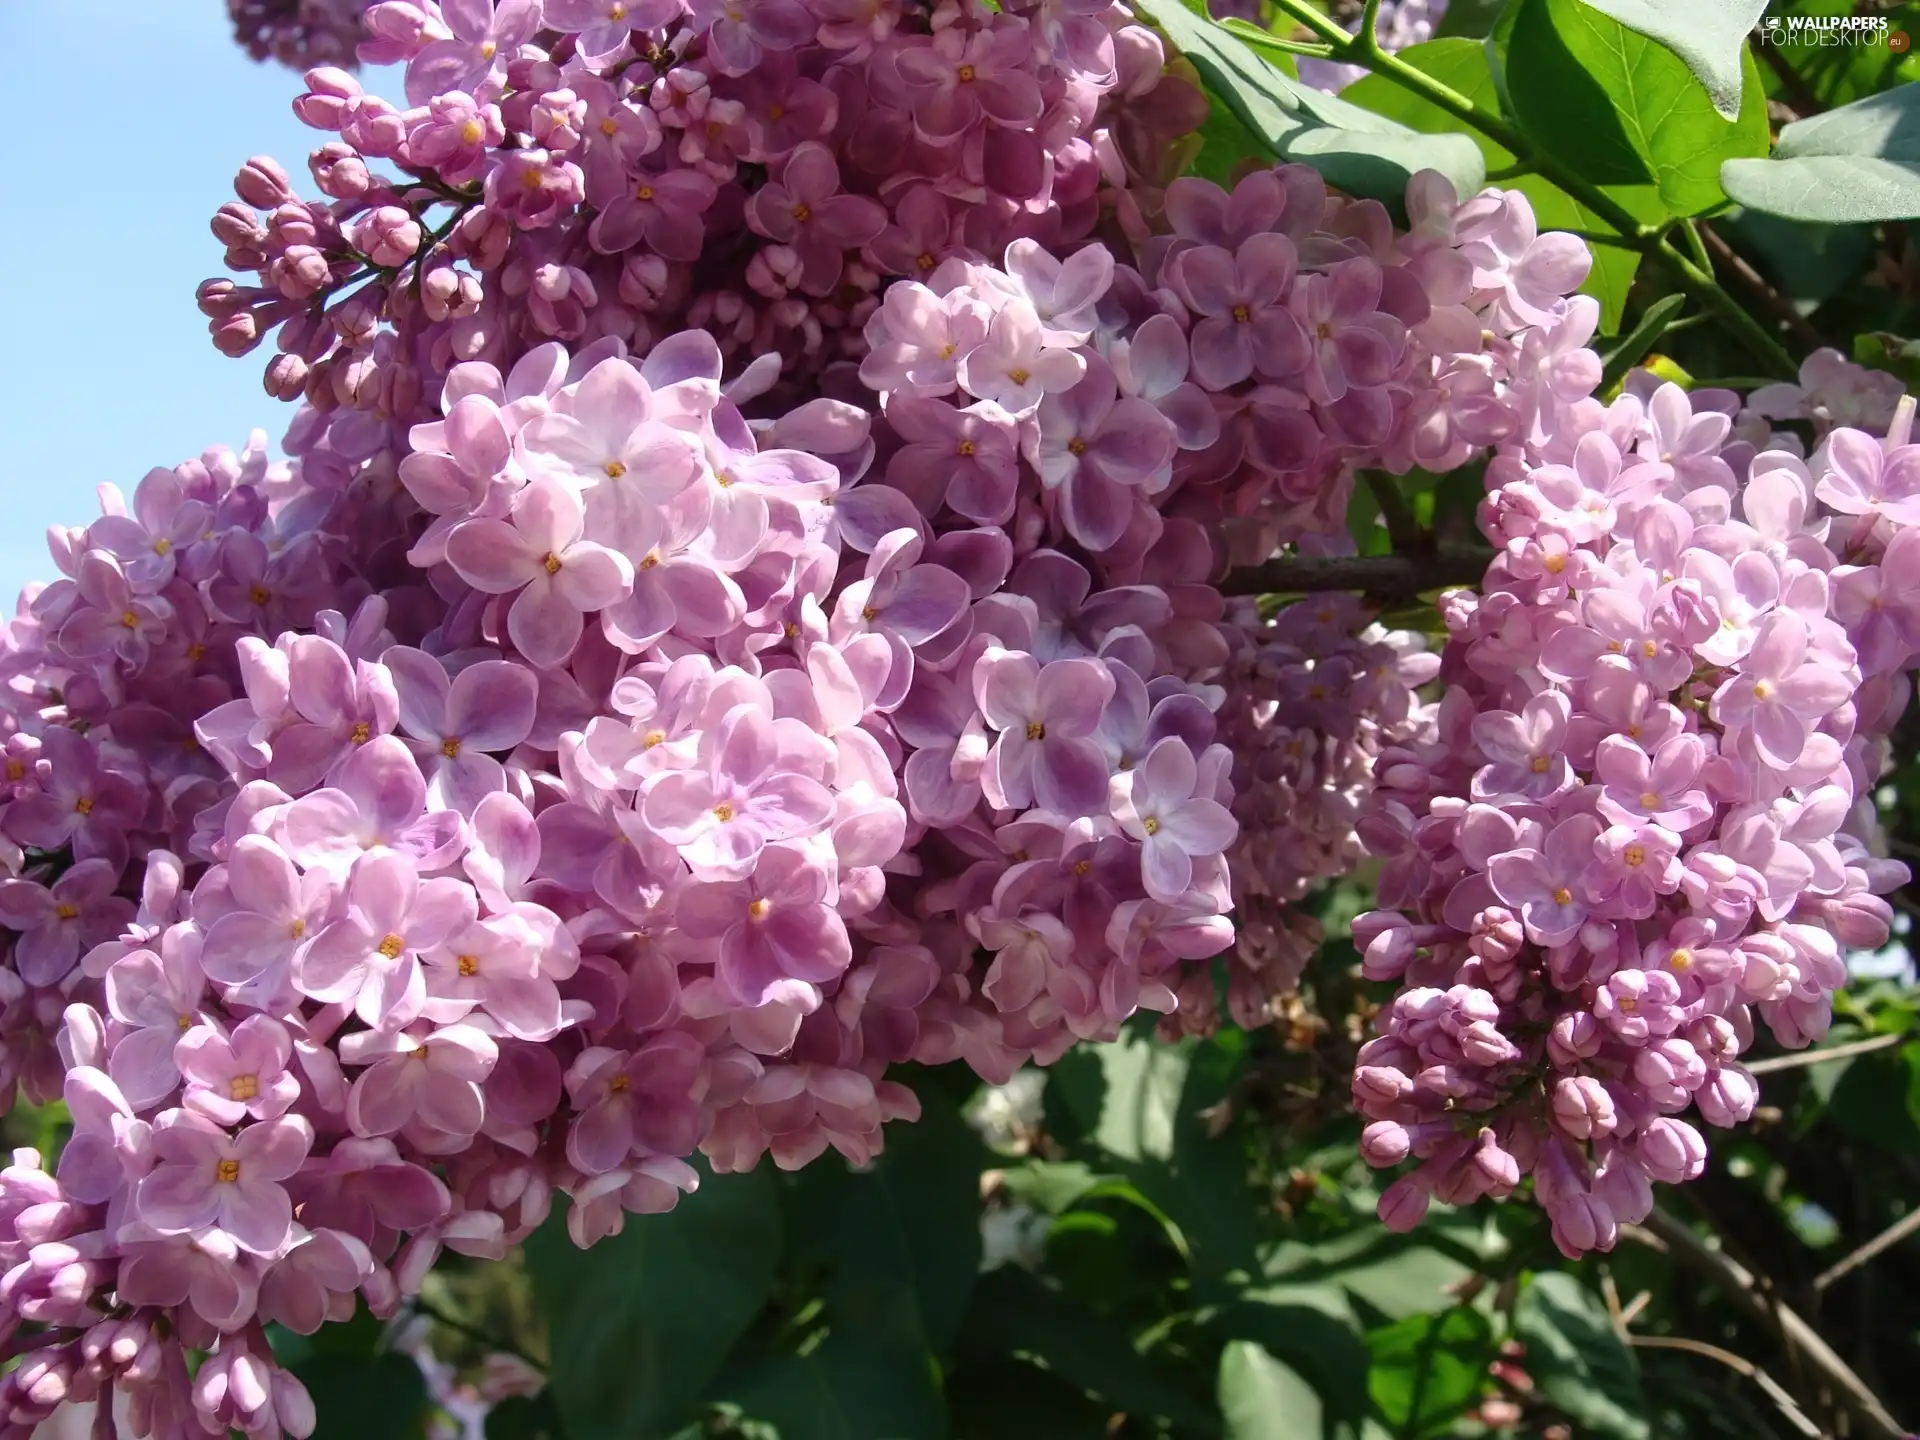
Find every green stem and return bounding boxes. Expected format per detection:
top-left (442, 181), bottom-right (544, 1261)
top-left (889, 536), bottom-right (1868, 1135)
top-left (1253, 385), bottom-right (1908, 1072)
top-left (1256, 0), bottom-right (1798, 377)
top-left (1264, 0), bottom-right (1349, 48)
top-left (1679, 218), bottom-right (1714, 275)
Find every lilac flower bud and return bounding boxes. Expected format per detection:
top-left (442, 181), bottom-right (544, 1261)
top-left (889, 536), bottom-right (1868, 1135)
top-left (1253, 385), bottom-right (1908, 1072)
top-left (1550, 1075), bottom-right (1616, 1139)
top-left (1378, 1174), bottom-right (1430, 1232)
top-left (1353, 1067), bottom-right (1412, 1110)
top-left (1361, 1119), bottom-right (1412, 1166)
top-left (211, 311), bottom-right (262, 357)
top-left (1637, 1117), bottom-right (1707, 1183)
top-left (351, 206), bottom-right (423, 268)
top-left (270, 246), bottom-right (333, 300)
top-left (235, 156), bottom-right (294, 209)
top-left (1468, 906), bottom-right (1522, 963)
top-left (1695, 1066), bottom-right (1759, 1127)
top-left (265, 353), bottom-right (311, 401)
top-left (311, 142), bottom-right (373, 200)
top-left (293, 67), bottom-right (362, 130)
top-left (1469, 1131), bottom-right (1520, 1195)
top-left (1548, 1010), bottom-right (1602, 1065)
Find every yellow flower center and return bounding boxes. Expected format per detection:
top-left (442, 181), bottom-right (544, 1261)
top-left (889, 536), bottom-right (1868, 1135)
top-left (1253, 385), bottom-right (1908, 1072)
top-left (441, 736), bottom-right (462, 758)
top-left (1617, 994), bottom-right (1637, 1012)
top-left (4, 760), bottom-right (21, 780)
top-left (917, 251), bottom-right (936, 271)
top-left (604, 460), bottom-right (627, 479)
top-left (748, 898), bottom-right (772, 920)
top-left (462, 119), bottom-right (485, 145)
top-left (608, 1073), bottom-right (631, 1093)
top-left (350, 721), bottom-right (371, 744)
top-left (862, 604), bottom-right (878, 621)
top-left (792, 202), bottom-right (812, 224)
top-left (1530, 755), bottom-right (1551, 774)
top-left (1551, 886), bottom-right (1573, 905)
top-left (1025, 721), bottom-right (1045, 740)
top-left (1751, 679), bottom-right (1774, 701)
top-left (153, 537), bottom-right (173, 556)
top-left (457, 954), bottom-right (480, 976)
top-left (1542, 553), bottom-right (1566, 574)
top-left (1067, 437), bottom-right (1087, 456)
top-left (543, 552), bottom-right (564, 575)
top-left (1142, 816), bottom-right (1161, 836)
top-left (216, 1159), bottom-right (241, 1183)
top-left (249, 584), bottom-right (271, 607)
top-left (713, 803), bottom-right (736, 822)
top-left (177, 1014), bottom-right (193, 1030)
top-left (1641, 640), bottom-right (1658, 659)
top-left (1640, 791), bottom-right (1661, 810)
top-left (767, 103), bottom-right (786, 120)
top-left (957, 439), bottom-right (975, 457)
top-left (1007, 367), bottom-right (1030, 386)
top-left (290, 918), bottom-right (306, 939)
top-left (1073, 859), bottom-right (1092, 876)
top-left (74, 795), bottom-right (95, 816)
top-left (54, 903), bottom-right (78, 920)
top-left (601, 117), bottom-right (619, 136)
top-left (1623, 844), bottom-right (1646, 867)
top-left (1669, 948), bottom-right (1692, 971)
top-left (636, 184), bottom-right (656, 201)
top-left (230, 1074), bottom-right (260, 1102)
top-left (643, 729), bottom-right (667, 748)
top-left (1231, 304), bottom-right (1250, 323)
top-left (378, 933), bottom-right (407, 959)
top-left (121, 610), bottom-right (139, 629)
top-left (957, 63), bottom-right (976, 82)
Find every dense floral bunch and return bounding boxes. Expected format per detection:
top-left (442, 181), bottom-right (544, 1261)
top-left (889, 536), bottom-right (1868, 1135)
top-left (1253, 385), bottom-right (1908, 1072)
top-left (1351, 316), bottom-right (1916, 1254)
top-left (229, 0), bottom-right (376, 68)
top-left (11, 0), bottom-right (1918, 1427)
top-left (0, 0), bottom-right (1597, 1427)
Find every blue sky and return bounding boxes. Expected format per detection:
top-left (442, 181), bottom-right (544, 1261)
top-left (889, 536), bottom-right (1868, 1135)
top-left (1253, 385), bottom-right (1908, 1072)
top-left (0, 8), bottom-right (388, 601)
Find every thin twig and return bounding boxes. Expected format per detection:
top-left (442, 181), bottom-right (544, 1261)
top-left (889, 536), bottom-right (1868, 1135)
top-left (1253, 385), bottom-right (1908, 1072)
top-left (1629, 1208), bottom-right (1908, 1439)
top-left (1744, 1031), bottom-right (1906, 1074)
top-left (1696, 221), bottom-right (1827, 353)
top-left (1219, 547), bottom-right (1492, 598)
top-left (1627, 1336), bottom-right (1823, 1439)
top-left (1814, 1206), bottom-right (1920, 1292)
top-left (409, 1294), bottom-right (548, 1373)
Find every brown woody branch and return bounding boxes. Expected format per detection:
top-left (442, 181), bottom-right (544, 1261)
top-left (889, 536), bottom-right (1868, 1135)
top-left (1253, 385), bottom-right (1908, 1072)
top-left (1218, 546), bottom-right (1493, 599)
top-left (1625, 1208), bottom-right (1908, 1440)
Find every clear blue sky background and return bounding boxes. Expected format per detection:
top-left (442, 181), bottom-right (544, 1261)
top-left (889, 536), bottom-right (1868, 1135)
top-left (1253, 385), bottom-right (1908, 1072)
top-left (0, 7), bottom-right (391, 601)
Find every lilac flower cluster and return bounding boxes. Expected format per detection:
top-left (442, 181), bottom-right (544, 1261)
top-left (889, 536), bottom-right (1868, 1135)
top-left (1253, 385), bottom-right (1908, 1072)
top-left (15, 0), bottom-right (1920, 1419)
top-left (229, 0), bottom-right (375, 69)
top-left (1351, 263), bottom-right (1915, 1251)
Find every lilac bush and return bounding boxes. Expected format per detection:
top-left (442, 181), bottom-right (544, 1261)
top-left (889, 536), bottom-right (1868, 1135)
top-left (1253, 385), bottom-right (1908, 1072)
top-left (3, 0), bottom-right (1918, 1431)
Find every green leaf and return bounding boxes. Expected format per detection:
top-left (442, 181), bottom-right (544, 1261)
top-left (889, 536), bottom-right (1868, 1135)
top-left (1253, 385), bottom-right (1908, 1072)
top-left (801, 1085), bottom-right (986, 1355)
top-left (1508, 0), bottom-right (1769, 217)
top-left (1342, 39), bottom-right (1517, 169)
top-left (1569, 0), bottom-right (1767, 119)
top-left (1365, 1306), bottom-right (1497, 1436)
top-left (525, 1165), bottom-right (783, 1440)
top-left (1220, 1294), bottom-right (1372, 1432)
top-left (297, 1354), bottom-right (431, 1440)
top-left (1218, 1341), bottom-right (1328, 1440)
top-left (715, 1331), bottom-right (946, 1440)
top-left (957, 1266), bottom-right (1220, 1431)
top-left (1723, 81), bottom-right (1920, 223)
top-left (1129, 0), bottom-right (1487, 202)
top-left (1512, 1273), bottom-right (1652, 1440)
top-left (1600, 292), bottom-right (1690, 390)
